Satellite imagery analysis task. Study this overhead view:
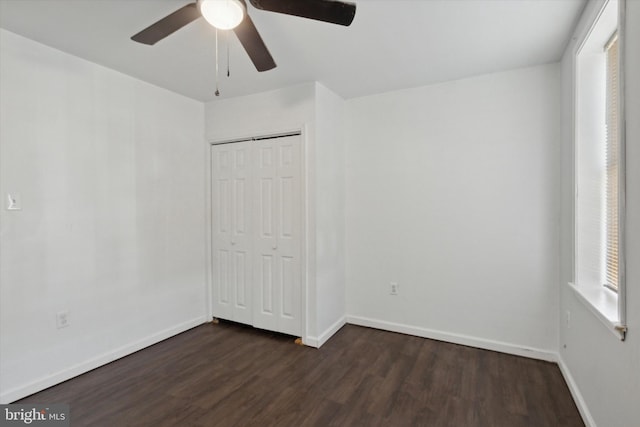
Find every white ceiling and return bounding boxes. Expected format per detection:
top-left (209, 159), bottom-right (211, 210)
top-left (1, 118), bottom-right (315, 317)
top-left (0, 0), bottom-right (585, 102)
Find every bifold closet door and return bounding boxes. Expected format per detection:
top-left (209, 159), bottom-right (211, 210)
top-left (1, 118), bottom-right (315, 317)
top-left (253, 135), bottom-right (302, 336)
top-left (211, 142), bottom-right (253, 325)
top-left (211, 134), bottom-right (302, 337)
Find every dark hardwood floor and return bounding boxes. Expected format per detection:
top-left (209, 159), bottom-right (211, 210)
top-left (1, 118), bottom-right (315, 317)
top-left (18, 322), bottom-right (584, 427)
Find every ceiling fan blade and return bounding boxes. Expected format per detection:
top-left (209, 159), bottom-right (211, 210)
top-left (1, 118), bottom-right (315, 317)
top-left (249, 0), bottom-right (356, 26)
top-left (131, 3), bottom-right (200, 45)
top-left (233, 14), bottom-right (277, 72)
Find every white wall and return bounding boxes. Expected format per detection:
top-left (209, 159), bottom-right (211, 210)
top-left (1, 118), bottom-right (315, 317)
top-left (0, 30), bottom-right (207, 403)
top-left (345, 64), bottom-right (561, 357)
top-left (314, 83), bottom-right (346, 341)
top-left (204, 83), bottom-right (315, 141)
top-left (558, 1), bottom-right (640, 426)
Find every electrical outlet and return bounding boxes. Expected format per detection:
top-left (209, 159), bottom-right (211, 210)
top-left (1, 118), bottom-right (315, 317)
top-left (56, 311), bottom-right (69, 329)
top-left (390, 282), bottom-right (399, 295)
top-left (566, 310), bottom-right (571, 328)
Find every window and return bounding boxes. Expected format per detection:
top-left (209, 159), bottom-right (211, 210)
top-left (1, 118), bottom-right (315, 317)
top-left (573, 0), bottom-right (626, 340)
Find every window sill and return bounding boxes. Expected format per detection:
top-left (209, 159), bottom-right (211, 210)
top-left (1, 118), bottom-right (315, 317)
top-left (567, 282), bottom-right (625, 340)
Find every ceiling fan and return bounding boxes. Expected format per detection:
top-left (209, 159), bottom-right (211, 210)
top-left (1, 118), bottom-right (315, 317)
top-left (131, 0), bottom-right (357, 72)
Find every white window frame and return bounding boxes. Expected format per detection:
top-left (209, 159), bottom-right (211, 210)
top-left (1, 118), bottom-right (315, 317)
top-left (571, 0), bottom-right (627, 341)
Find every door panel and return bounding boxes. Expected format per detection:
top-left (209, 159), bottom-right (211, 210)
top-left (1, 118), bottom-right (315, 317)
top-left (260, 178), bottom-right (274, 237)
top-left (260, 254), bottom-right (274, 314)
top-left (211, 142), bottom-right (253, 325)
top-left (211, 148), bottom-right (232, 320)
top-left (218, 249), bottom-right (230, 304)
top-left (252, 135), bottom-right (301, 336)
top-left (254, 140), bottom-right (279, 332)
top-left (234, 179), bottom-right (246, 235)
top-left (281, 256), bottom-right (294, 318)
top-left (235, 251), bottom-right (247, 308)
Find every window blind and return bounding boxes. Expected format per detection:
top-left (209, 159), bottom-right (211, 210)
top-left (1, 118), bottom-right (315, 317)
top-left (605, 33), bottom-right (619, 291)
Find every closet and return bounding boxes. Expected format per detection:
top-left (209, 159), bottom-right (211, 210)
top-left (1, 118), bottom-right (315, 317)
top-left (210, 133), bottom-right (303, 336)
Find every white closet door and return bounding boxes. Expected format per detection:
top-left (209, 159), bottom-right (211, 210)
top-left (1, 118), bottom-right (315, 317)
top-left (253, 135), bottom-right (302, 336)
top-left (211, 142), bottom-right (253, 325)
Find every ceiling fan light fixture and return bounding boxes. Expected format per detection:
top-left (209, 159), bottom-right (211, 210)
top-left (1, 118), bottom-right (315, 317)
top-left (199, 0), bottom-right (245, 30)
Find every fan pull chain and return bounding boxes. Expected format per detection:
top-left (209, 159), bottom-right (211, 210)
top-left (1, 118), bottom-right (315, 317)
top-left (214, 29), bottom-right (220, 97)
top-left (226, 30), bottom-right (230, 77)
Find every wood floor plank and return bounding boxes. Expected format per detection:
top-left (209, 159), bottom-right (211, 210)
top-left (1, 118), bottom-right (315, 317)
top-left (17, 322), bottom-right (584, 427)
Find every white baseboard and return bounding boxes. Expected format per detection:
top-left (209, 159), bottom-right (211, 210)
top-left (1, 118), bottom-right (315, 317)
top-left (0, 316), bottom-right (207, 404)
top-left (556, 353), bottom-right (596, 427)
top-left (304, 316), bottom-right (346, 348)
top-left (346, 315), bottom-right (557, 362)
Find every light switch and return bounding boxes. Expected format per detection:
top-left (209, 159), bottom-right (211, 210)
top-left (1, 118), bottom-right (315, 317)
top-left (6, 193), bottom-right (21, 210)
